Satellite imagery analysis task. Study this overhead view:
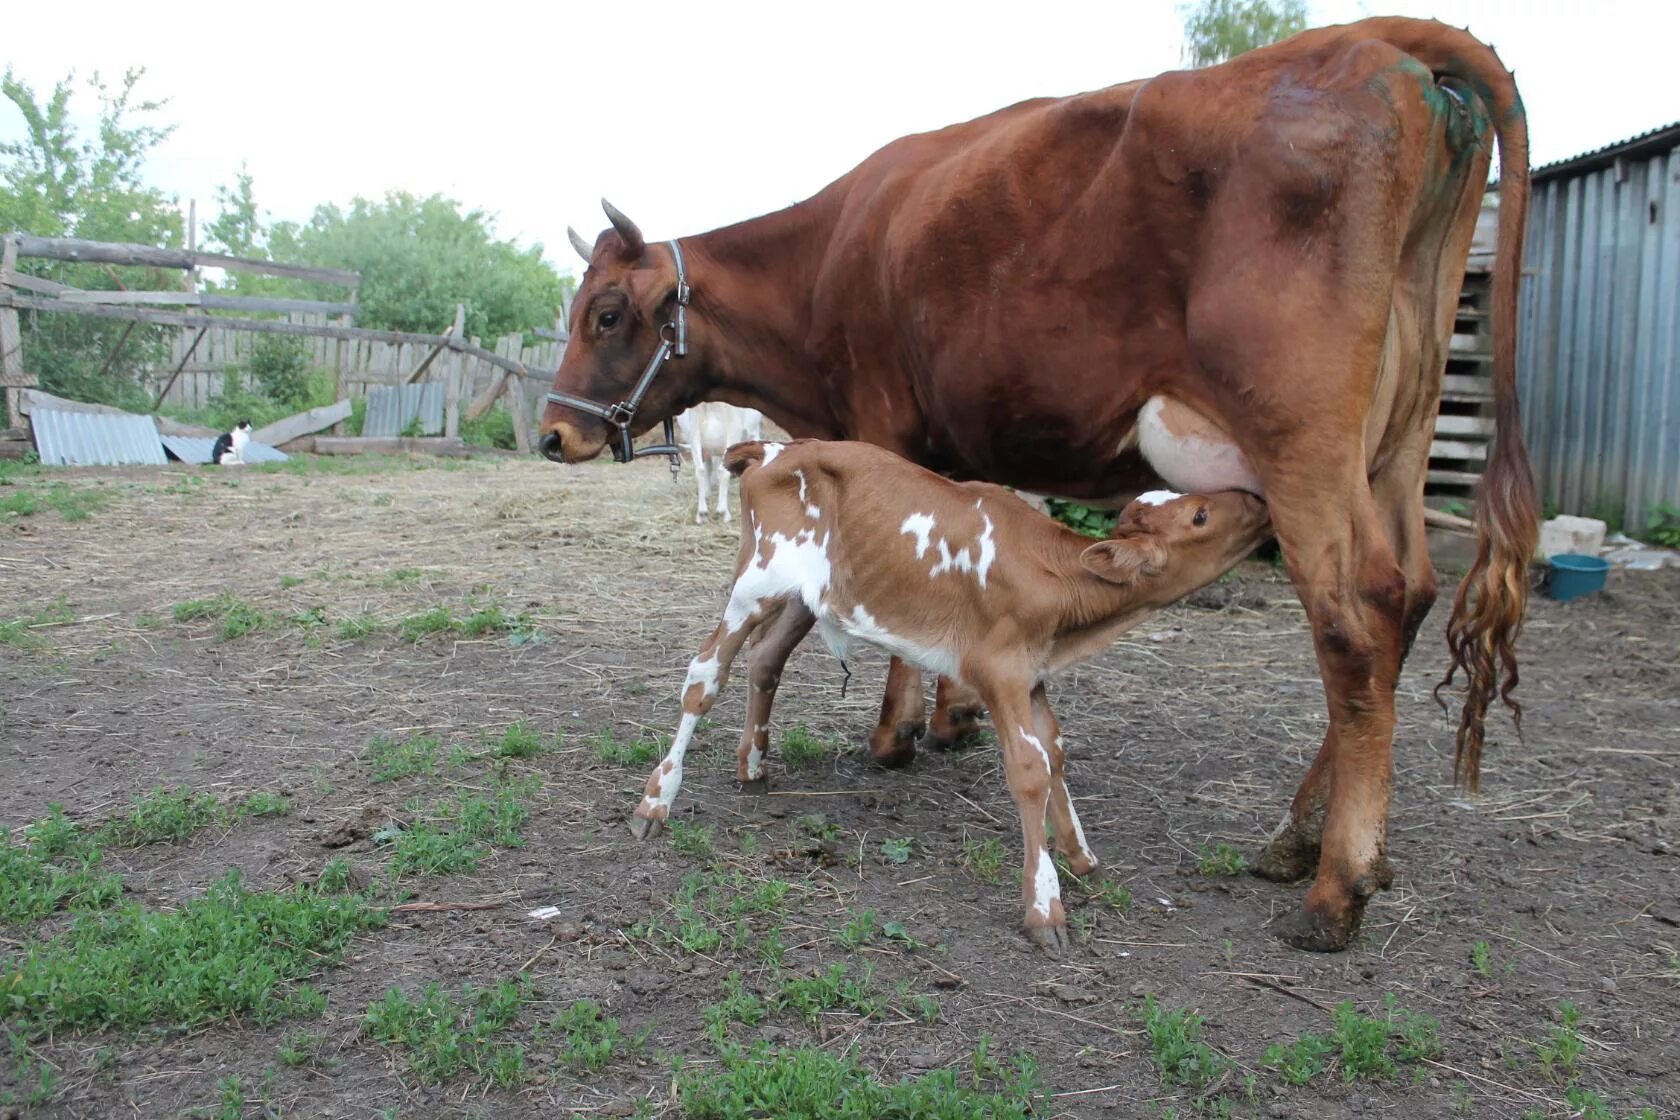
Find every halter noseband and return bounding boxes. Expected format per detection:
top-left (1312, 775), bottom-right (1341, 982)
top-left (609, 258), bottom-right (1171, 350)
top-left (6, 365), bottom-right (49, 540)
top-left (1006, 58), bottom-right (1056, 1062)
top-left (546, 239), bottom-right (690, 466)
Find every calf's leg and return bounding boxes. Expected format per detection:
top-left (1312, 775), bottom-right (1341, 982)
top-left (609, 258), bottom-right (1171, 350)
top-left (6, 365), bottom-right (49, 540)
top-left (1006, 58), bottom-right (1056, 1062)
top-left (1029, 686), bottom-right (1099, 877)
top-left (736, 602), bottom-right (815, 789)
top-left (977, 675), bottom-right (1068, 954)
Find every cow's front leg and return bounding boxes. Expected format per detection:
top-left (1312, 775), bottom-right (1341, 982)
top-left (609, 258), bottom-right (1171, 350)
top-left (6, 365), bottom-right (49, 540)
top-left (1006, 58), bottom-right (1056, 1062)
top-left (867, 657), bottom-right (924, 767)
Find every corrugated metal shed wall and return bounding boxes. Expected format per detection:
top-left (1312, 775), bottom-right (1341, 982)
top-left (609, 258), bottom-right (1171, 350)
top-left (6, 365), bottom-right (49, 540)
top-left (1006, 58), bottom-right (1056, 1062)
top-left (1517, 145), bottom-right (1680, 532)
top-left (30, 409), bottom-right (168, 467)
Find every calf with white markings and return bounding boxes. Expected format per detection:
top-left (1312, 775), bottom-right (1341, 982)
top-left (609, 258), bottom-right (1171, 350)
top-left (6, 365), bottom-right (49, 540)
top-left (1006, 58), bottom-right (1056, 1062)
top-left (632, 438), bottom-right (1271, 953)
top-left (675, 402), bottom-right (764, 523)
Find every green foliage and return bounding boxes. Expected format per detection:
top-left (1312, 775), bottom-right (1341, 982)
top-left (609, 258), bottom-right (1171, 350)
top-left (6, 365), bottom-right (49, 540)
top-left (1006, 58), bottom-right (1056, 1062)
top-left (1045, 497), bottom-right (1117, 539)
top-left (835, 908), bottom-right (878, 951)
top-left (677, 1041), bottom-right (1043, 1119)
top-left (667, 820), bottom-right (716, 860)
top-left (1179, 0), bottom-right (1308, 67)
top-left (239, 791), bottom-right (293, 818)
top-left (364, 977), bottom-right (535, 1087)
top-left (169, 593), bottom-right (273, 639)
top-left (1262, 997), bottom-right (1442, 1085)
top-left (386, 777), bottom-right (538, 878)
top-left (779, 722), bottom-right (842, 769)
top-left (0, 811), bottom-right (122, 924)
top-left (592, 728), bottom-right (662, 766)
top-left (773, 963), bottom-right (884, 1026)
top-left (1644, 503), bottom-right (1680, 548)
top-left (1196, 842), bottom-right (1247, 877)
top-left (0, 67), bottom-right (181, 416)
top-left (493, 721), bottom-right (547, 759)
top-left (1538, 1000), bottom-right (1585, 1082)
top-left (880, 837), bottom-right (914, 865)
top-left (0, 599), bottom-right (75, 649)
top-left (2, 871), bottom-right (382, 1037)
top-left (961, 835), bottom-right (1007, 885)
top-left (0, 482), bottom-right (109, 524)
top-left (335, 613), bottom-right (381, 640)
top-left (460, 407), bottom-right (518, 450)
top-left (554, 998), bottom-right (632, 1071)
top-left (1141, 995), bottom-right (1231, 1091)
top-left (101, 786), bottom-right (221, 846)
top-left (1470, 939), bottom-right (1493, 977)
top-left (1263, 1033), bottom-right (1335, 1085)
top-left (704, 972), bottom-right (768, 1044)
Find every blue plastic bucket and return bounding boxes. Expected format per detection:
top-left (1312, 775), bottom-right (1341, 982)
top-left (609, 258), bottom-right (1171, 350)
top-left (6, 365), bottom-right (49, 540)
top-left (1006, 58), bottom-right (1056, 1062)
top-left (1547, 554), bottom-right (1610, 601)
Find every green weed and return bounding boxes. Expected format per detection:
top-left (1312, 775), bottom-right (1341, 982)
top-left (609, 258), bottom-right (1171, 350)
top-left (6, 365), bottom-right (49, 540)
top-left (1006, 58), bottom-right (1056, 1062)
top-left (774, 963), bottom-right (884, 1026)
top-left (238, 791), bottom-right (293, 818)
top-left (1471, 939), bottom-right (1493, 977)
top-left (703, 972), bottom-right (767, 1044)
top-left (555, 998), bottom-right (633, 1071)
top-left (0, 599), bottom-right (75, 649)
top-left (961, 835), bottom-right (1007, 885)
top-left (366, 733), bottom-right (444, 782)
top-left (277, 1029), bottom-right (326, 1067)
top-left (881, 837), bottom-right (914, 864)
top-left (101, 786), bottom-right (222, 846)
top-left (592, 728), bottom-right (663, 766)
top-left (0, 812), bottom-right (122, 924)
top-left (387, 778), bottom-right (538, 878)
top-left (667, 820), bottom-right (716, 860)
top-left (493, 721), bottom-right (547, 759)
top-left (334, 614), bottom-right (381, 640)
top-left (382, 568), bottom-right (423, 587)
top-left (364, 977), bottom-right (534, 1087)
top-left (1538, 1000), bottom-right (1586, 1082)
top-left (1196, 842), bottom-right (1247, 877)
top-left (399, 607), bottom-right (458, 641)
top-left (835, 908), bottom-right (878, 950)
top-left (4, 872), bottom-right (382, 1037)
top-left (779, 722), bottom-right (841, 769)
top-left (1141, 995), bottom-right (1230, 1091)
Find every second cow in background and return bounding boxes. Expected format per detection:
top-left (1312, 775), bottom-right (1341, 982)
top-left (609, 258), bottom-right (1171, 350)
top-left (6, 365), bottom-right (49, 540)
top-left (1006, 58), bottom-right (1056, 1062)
top-left (676, 402), bottom-right (764, 524)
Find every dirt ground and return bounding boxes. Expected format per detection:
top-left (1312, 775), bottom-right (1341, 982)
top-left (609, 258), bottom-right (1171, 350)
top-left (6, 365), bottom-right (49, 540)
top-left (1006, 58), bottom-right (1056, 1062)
top-left (2, 454), bottom-right (1676, 1119)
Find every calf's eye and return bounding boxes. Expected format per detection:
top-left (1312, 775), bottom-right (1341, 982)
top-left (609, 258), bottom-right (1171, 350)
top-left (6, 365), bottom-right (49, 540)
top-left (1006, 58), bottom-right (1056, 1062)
top-left (1192, 507), bottom-right (1208, 527)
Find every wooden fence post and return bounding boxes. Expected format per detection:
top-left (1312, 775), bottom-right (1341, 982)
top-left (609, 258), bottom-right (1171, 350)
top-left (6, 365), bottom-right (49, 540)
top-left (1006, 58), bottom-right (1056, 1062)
top-left (0, 235), bottom-right (35, 428)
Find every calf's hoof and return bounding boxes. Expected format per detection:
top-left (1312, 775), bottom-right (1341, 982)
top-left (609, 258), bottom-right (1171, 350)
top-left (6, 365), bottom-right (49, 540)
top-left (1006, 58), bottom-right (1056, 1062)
top-left (1025, 922), bottom-right (1071, 958)
top-left (867, 722), bottom-right (922, 769)
top-left (628, 812), bottom-right (664, 841)
top-left (738, 775), bottom-right (769, 795)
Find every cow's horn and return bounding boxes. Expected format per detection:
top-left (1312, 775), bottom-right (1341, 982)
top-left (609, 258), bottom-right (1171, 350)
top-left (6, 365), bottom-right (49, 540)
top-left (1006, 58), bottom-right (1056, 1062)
top-left (601, 198), bottom-right (645, 258)
top-left (567, 226), bottom-right (593, 263)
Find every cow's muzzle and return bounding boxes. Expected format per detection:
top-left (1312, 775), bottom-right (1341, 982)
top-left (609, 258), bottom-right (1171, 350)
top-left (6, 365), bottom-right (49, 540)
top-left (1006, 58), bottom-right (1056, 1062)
top-left (539, 431), bottom-right (567, 464)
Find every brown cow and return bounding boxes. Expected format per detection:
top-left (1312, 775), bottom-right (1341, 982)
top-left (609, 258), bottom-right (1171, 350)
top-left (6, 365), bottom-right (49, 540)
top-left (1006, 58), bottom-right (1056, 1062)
top-left (539, 18), bottom-right (1537, 951)
top-left (631, 438), bottom-right (1272, 951)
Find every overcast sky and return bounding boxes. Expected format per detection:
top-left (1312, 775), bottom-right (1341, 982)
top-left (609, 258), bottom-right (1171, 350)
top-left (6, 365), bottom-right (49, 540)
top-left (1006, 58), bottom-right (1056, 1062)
top-left (4, 1), bottom-right (1674, 277)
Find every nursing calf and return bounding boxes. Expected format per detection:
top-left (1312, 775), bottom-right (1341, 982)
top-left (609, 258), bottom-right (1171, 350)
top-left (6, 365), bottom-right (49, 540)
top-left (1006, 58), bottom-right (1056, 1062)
top-left (631, 439), bottom-right (1271, 952)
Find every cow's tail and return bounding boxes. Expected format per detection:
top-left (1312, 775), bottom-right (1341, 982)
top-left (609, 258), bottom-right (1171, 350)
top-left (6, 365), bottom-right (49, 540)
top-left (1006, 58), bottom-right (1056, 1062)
top-left (723, 441), bottom-right (768, 477)
top-left (1374, 20), bottom-right (1537, 791)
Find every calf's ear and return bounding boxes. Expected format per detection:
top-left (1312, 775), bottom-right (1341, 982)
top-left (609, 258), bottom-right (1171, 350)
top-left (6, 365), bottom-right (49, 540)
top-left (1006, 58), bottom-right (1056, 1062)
top-left (1079, 538), bottom-right (1165, 584)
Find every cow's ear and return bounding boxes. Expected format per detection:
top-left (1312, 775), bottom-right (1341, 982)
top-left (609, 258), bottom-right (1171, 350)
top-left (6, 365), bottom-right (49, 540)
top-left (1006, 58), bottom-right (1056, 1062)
top-left (1079, 537), bottom-right (1165, 584)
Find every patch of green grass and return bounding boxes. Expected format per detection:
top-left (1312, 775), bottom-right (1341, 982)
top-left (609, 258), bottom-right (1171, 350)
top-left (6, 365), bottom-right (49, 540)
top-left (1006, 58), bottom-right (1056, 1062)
top-left (366, 733), bottom-right (444, 782)
top-left (678, 1040), bottom-right (1043, 1118)
top-left (1562, 1085), bottom-right (1658, 1120)
top-left (835, 908), bottom-right (878, 951)
top-left (796, 813), bottom-right (841, 842)
top-left (0, 598), bottom-right (76, 648)
top-left (880, 837), bottom-right (914, 865)
top-left (961, 835), bottom-right (1007, 885)
top-left (1538, 1000), bottom-right (1586, 1083)
top-left (0, 811), bottom-right (122, 924)
top-left (591, 727), bottom-right (663, 766)
top-left (668, 820), bottom-right (716, 860)
top-left (774, 963), bottom-right (885, 1026)
top-left (213, 1074), bottom-right (246, 1120)
top-left (100, 786), bottom-right (222, 847)
top-left (334, 614), bottom-right (381, 640)
top-left (779, 722), bottom-right (842, 769)
top-left (381, 568), bottom-right (424, 588)
top-left (277, 1029), bottom-right (326, 1067)
top-left (492, 721), bottom-right (547, 759)
top-left (0, 481), bottom-right (109, 523)
top-left (168, 593), bottom-right (273, 639)
top-left (1196, 842), bottom-right (1247, 877)
top-left (1470, 939), bottom-right (1493, 977)
top-left (279, 575), bottom-right (306, 589)
top-left (399, 606), bottom-right (458, 641)
top-left (386, 778), bottom-right (538, 878)
top-left (1262, 997), bottom-right (1442, 1086)
top-left (460, 408), bottom-right (517, 451)
top-left (459, 606), bottom-right (512, 637)
top-left (555, 997), bottom-right (635, 1071)
top-left (364, 977), bottom-right (535, 1087)
top-left (238, 791), bottom-right (293, 818)
top-left (703, 972), bottom-right (767, 1044)
top-left (1141, 995), bottom-right (1231, 1092)
top-left (3, 871), bottom-right (383, 1037)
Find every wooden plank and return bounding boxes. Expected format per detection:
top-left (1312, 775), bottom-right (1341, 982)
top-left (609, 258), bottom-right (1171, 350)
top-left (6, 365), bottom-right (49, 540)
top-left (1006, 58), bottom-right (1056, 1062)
top-left (151, 325), bottom-right (209, 410)
top-left (1423, 507), bottom-right (1475, 532)
top-left (0, 238), bottom-right (16, 423)
top-left (1, 271), bottom-right (74, 295)
top-left (1427, 468), bottom-right (1485, 487)
top-left (12, 235), bottom-right (360, 287)
top-left (1433, 414), bottom-right (1495, 437)
top-left (1430, 438), bottom-right (1488, 461)
top-left (1441, 374), bottom-right (1492, 398)
top-left (251, 399), bottom-right (353, 446)
top-left (464, 369), bottom-right (510, 421)
top-left (18, 388), bottom-right (132, 416)
top-left (0, 368), bottom-right (38, 387)
top-left (507, 377), bottom-right (533, 454)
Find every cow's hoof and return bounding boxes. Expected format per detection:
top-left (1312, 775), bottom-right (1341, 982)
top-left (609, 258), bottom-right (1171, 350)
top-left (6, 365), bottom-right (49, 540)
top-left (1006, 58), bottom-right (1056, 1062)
top-left (1026, 922), bottom-right (1070, 958)
top-left (926, 706), bottom-right (984, 751)
top-left (1253, 818), bottom-right (1322, 883)
top-left (868, 722), bottom-right (921, 769)
top-left (628, 813), bottom-right (663, 841)
top-left (1272, 900), bottom-right (1362, 952)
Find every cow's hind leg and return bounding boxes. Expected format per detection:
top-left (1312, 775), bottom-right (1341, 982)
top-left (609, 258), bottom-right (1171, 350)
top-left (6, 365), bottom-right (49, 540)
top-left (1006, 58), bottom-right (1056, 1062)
top-left (867, 657), bottom-right (924, 768)
top-left (736, 601), bottom-right (816, 790)
top-left (927, 676), bottom-right (986, 749)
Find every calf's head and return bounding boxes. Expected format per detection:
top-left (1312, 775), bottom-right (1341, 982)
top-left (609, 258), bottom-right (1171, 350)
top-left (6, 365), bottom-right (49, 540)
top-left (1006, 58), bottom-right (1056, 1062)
top-left (1078, 490), bottom-right (1271, 596)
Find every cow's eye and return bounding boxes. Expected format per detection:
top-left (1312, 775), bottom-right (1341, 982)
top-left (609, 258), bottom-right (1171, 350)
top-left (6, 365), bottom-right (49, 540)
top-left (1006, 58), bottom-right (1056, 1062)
top-left (598, 310), bottom-right (621, 330)
top-left (1192, 507), bottom-right (1208, 527)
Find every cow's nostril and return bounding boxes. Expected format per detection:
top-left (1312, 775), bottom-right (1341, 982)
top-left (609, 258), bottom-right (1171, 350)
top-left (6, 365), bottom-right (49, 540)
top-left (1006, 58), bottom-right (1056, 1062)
top-left (539, 432), bottom-right (566, 463)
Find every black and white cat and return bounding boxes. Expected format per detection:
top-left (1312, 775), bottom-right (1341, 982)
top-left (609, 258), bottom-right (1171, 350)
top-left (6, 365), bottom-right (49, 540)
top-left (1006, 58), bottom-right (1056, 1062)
top-left (210, 420), bottom-right (252, 466)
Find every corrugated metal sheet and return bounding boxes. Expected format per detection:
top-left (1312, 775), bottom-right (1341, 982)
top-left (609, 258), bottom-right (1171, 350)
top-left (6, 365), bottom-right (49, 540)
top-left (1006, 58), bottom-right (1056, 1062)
top-left (362, 383), bottom-right (444, 438)
top-left (1532, 121), bottom-right (1680, 183)
top-left (158, 434), bottom-right (289, 465)
top-left (30, 409), bottom-right (168, 467)
top-left (1516, 140), bottom-right (1680, 534)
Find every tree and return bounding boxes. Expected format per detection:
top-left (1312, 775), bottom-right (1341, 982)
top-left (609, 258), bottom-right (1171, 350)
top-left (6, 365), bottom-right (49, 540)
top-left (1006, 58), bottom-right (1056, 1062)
top-left (217, 186), bottom-right (571, 341)
top-left (1180, 0), bottom-right (1308, 68)
top-left (1, 67), bottom-right (183, 411)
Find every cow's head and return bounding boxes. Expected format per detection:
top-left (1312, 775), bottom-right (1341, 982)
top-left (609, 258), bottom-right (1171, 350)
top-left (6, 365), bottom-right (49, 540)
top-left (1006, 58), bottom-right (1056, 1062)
top-left (539, 200), bottom-right (700, 464)
top-left (1079, 489), bottom-right (1271, 589)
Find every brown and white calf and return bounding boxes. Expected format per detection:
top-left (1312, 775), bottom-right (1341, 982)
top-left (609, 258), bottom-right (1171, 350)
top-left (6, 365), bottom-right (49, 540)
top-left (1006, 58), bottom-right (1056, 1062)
top-left (631, 439), bottom-right (1271, 952)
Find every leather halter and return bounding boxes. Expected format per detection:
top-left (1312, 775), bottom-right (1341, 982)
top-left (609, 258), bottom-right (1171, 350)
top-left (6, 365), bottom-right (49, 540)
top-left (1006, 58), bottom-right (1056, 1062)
top-left (546, 239), bottom-right (690, 466)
